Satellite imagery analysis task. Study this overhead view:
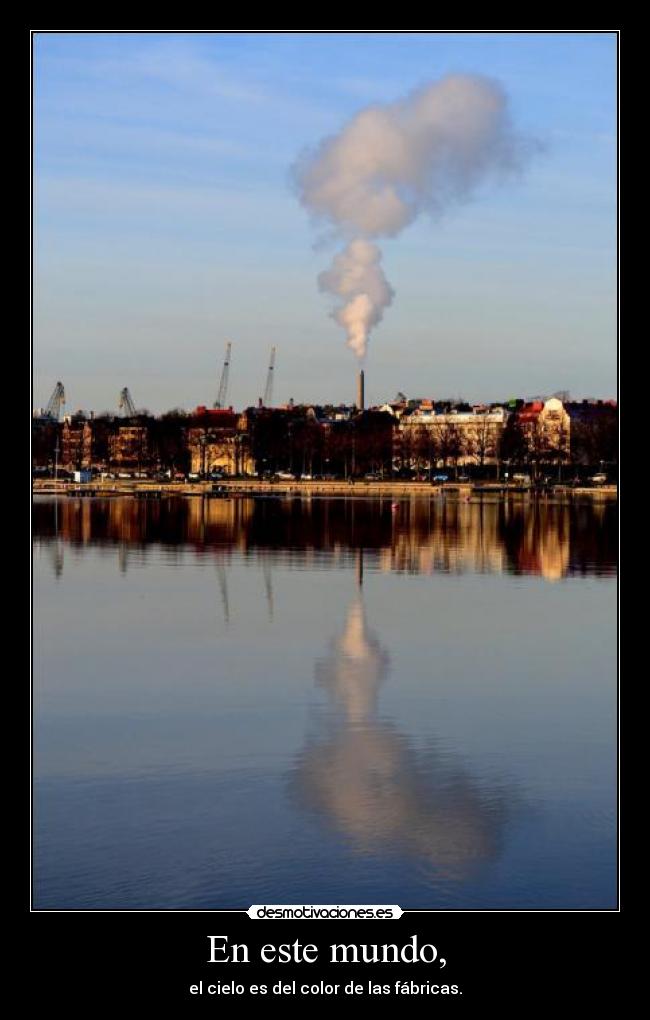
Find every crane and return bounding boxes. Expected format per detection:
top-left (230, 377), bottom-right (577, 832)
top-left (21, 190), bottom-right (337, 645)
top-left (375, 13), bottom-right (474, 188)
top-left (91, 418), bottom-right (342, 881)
top-left (44, 381), bottom-right (65, 420)
top-left (118, 387), bottom-right (137, 417)
top-left (262, 346), bottom-right (276, 408)
top-left (214, 341), bottom-right (232, 409)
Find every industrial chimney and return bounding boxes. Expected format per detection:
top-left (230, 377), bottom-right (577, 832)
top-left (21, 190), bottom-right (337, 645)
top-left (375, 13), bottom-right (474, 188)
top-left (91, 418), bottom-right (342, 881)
top-left (357, 369), bottom-right (365, 412)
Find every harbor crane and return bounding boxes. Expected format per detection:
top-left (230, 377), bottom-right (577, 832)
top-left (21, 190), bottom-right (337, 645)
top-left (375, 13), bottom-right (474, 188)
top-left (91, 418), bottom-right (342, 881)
top-left (261, 346), bottom-right (276, 408)
top-left (214, 341), bottom-right (232, 409)
top-left (44, 381), bottom-right (65, 420)
top-left (118, 387), bottom-right (137, 417)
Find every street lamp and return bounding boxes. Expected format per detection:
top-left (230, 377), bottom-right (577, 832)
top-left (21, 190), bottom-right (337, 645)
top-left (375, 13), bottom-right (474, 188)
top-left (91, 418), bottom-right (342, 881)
top-left (199, 432), bottom-right (207, 478)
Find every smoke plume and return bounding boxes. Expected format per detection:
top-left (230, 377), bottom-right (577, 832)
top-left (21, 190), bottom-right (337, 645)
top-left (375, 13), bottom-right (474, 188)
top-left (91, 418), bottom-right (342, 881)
top-left (294, 73), bottom-right (535, 359)
top-left (317, 240), bottom-right (394, 358)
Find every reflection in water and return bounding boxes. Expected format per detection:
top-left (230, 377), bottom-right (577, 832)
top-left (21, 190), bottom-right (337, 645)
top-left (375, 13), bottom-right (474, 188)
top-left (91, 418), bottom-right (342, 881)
top-left (216, 559), bottom-right (230, 625)
top-left (262, 555), bottom-right (274, 622)
top-left (49, 498), bottom-right (64, 578)
top-left (33, 497), bottom-right (616, 909)
top-left (290, 568), bottom-right (512, 882)
top-left (33, 495), bottom-right (617, 582)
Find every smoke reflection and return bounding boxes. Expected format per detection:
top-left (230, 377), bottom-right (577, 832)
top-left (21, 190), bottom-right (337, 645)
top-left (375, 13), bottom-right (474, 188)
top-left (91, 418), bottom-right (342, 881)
top-left (289, 586), bottom-right (513, 881)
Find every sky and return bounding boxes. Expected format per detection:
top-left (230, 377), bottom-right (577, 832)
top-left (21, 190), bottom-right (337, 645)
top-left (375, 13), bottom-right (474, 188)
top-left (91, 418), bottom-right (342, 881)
top-left (33, 32), bottom-right (617, 413)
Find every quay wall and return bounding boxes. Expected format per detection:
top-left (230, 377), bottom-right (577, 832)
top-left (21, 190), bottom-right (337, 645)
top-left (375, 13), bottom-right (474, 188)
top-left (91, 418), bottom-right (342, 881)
top-left (32, 479), bottom-right (618, 500)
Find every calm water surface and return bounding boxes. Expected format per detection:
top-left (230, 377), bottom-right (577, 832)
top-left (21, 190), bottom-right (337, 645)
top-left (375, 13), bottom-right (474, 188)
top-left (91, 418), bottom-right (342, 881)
top-left (33, 495), bottom-right (617, 909)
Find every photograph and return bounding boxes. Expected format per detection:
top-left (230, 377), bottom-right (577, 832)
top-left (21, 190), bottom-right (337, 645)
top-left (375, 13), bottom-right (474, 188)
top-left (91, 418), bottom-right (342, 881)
top-left (32, 31), bottom-right (618, 921)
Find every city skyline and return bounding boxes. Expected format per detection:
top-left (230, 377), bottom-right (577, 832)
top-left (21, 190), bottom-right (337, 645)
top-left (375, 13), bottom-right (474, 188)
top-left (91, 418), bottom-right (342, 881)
top-left (34, 32), bottom-right (617, 412)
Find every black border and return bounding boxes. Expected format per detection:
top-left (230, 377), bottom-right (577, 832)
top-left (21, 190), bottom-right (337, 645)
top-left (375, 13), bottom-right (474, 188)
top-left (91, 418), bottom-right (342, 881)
top-left (29, 26), bottom-right (623, 1006)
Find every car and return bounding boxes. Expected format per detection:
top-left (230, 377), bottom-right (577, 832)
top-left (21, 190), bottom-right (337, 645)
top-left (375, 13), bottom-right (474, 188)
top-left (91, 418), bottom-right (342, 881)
top-left (432, 474), bottom-right (449, 482)
top-left (591, 473), bottom-right (607, 484)
top-left (458, 474), bottom-right (470, 482)
top-left (276, 472), bottom-right (296, 480)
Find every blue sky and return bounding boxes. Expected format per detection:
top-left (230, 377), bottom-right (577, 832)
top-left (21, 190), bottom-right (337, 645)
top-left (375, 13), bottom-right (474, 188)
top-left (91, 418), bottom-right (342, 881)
top-left (34, 32), bottom-right (617, 412)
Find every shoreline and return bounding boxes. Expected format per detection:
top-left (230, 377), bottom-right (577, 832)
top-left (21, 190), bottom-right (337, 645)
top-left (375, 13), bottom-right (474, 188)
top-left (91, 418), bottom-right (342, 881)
top-left (32, 479), bottom-right (618, 500)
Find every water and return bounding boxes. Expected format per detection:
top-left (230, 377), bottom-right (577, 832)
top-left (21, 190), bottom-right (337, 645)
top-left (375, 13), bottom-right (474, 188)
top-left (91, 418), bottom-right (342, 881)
top-left (33, 495), bottom-right (617, 909)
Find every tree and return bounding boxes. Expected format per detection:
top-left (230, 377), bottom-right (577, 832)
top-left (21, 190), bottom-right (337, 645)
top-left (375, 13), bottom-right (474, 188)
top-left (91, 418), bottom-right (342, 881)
top-left (571, 413), bottom-right (618, 473)
top-left (397, 425), bottom-right (415, 475)
top-left (32, 420), bottom-right (59, 470)
top-left (353, 411), bottom-right (395, 476)
top-left (289, 417), bottom-right (323, 476)
top-left (500, 415), bottom-right (529, 470)
top-left (151, 414), bottom-right (190, 473)
top-left (411, 425), bottom-right (436, 478)
top-left (433, 421), bottom-right (463, 478)
top-left (472, 417), bottom-right (494, 471)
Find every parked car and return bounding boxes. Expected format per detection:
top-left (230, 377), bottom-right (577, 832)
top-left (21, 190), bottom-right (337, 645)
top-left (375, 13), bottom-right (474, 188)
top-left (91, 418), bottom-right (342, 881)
top-left (276, 471), bottom-right (296, 480)
top-left (591, 473), bottom-right (607, 485)
top-left (432, 474), bottom-right (449, 482)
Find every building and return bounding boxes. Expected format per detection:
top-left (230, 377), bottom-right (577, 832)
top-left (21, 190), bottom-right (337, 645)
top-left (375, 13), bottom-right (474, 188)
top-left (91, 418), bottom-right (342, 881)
top-left (60, 415), bottom-right (87, 471)
top-left (515, 397), bottom-right (571, 464)
top-left (564, 399), bottom-right (617, 471)
top-left (187, 408), bottom-right (253, 476)
top-left (108, 423), bottom-right (152, 473)
top-left (397, 403), bottom-right (509, 470)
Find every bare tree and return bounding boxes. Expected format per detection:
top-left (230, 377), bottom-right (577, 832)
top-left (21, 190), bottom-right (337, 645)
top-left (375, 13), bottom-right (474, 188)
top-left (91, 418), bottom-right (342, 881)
top-left (472, 417), bottom-right (494, 470)
top-left (433, 421), bottom-right (463, 478)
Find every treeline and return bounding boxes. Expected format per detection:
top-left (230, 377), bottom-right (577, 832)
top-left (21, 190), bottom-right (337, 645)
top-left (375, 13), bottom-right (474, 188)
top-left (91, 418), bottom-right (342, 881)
top-left (249, 410), bottom-right (394, 477)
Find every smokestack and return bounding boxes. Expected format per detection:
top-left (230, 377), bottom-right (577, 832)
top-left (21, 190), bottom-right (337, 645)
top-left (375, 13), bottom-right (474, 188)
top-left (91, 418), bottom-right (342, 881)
top-left (357, 369), bottom-right (365, 411)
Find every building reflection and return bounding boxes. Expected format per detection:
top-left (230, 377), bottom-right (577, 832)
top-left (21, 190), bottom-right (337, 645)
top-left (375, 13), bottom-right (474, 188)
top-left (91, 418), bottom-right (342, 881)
top-left (32, 495), bottom-right (616, 581)
top-left (288, 576), bottom-right (512, 880)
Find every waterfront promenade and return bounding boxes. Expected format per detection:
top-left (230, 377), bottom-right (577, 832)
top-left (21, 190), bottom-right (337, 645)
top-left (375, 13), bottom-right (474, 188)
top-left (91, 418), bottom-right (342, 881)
top-left (32, 478), bottom-right (618, 500)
